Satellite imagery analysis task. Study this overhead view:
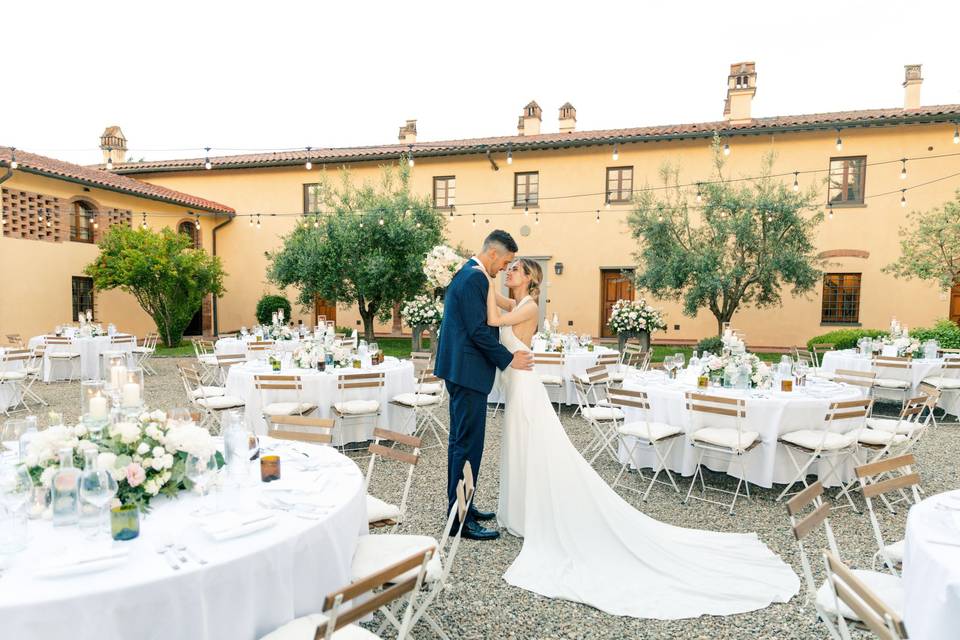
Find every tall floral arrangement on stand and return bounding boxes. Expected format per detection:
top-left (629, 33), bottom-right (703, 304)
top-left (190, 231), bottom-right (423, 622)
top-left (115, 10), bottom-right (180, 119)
top-left (608, 298), bottom-right (666, 352)
top-left (423, 244), bottom-right (463, 293)
top-left (401, 295), bottom-right (444, 352)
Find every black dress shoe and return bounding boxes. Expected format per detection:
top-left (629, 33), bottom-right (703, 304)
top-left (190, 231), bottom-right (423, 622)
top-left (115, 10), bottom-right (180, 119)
top-left (460, 520), bottom-right (500, 541)
top-left (469, 506), bottom-right (496, 521)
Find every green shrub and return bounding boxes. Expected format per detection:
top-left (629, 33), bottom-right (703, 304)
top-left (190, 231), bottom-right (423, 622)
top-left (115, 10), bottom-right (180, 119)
top-left (909, 319), bottom-right (960, 349)
top-left (806, 328), bottom-right (888, 351)
top-left (696, 336), bottom-right (724, 355)
top-left (255, 295), bottom-right (292, 325)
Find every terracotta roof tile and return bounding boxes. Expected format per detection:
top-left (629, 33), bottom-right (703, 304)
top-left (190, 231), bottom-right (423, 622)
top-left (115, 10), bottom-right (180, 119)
top-left (0, 147), bottom-right (234, 214)
top-left (108, 103), bottom-right (960, 174)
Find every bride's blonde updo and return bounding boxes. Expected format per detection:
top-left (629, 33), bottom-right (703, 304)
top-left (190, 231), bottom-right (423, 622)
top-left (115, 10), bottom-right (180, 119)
top-left (517, 258), bottom-right (542, 299)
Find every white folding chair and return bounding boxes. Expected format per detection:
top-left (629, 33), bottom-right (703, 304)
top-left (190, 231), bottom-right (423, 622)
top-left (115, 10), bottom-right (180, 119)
top-left (214, 353), bottom-right (246, 386)
top-left (854, 454), bottom-right (922, 576)
top-left (255, 374), bottom-right (316, 419)
top-left (267, 415), bottom-right (334, 446)
top-left (390, 370), bottom-right (445, 449)
top-left (822, 551), bottom-right (908, 640)
top-left (785, 482), bottom-right (904, 640)
top-left (607, 387), bottom-right (682, 500)
top-left (193, 338), bottom-right (220, 383)
top-left (683, 392), bottom-right (757, 515)
top-left (131, 332), bottom-right (159, 375)
top-left (573, 375), bottom-right (623, 464)
top-left (364, 428), bottom-right (422, 531)
top-left (44, 336), bottom-right (80, 381)
top-left (871, 357), bottom-right (913, 408)
top-left (921, 359), bottom-right (960, 424)
top-left (832, 369), bottom-right (877, 398)
top-left (534, 352), bottom-right (566, 414)
top-left (596, 351), bottom-right (625, 385)
top-left (331, 371), bottom-right (384, 446)
top-left (179, 364), bottom-right (245, 433)
top-left (0, 349), bottom-right (31, 415)
top-left (776, 398), bottom-right (872, 508)
top-left (18, 344), bottom-right (47, 408)
top-left (811, 342), bottom-right (836, 368)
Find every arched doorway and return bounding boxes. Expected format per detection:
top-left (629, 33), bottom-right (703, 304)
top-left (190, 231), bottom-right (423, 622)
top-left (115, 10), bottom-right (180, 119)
top-left (178, 220), bottom-right (203, 336)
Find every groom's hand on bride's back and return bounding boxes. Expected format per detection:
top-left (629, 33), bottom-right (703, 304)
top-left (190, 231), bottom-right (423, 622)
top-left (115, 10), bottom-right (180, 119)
top-left (510, 350), bottom-right (534, 370)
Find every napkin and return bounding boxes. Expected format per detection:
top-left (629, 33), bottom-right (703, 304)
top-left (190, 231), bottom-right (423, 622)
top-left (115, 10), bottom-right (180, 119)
top-left (34, 548), bottom-right (129, 578)
top-left (199, 510), bottom-right (278, 541)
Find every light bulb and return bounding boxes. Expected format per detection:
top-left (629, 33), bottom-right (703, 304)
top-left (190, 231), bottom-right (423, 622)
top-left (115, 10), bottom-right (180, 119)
top-left (472, 214), bottom-right (476, 227)
top-left (595, 210), bottom-right (600, 223)
top-left (415, 222), bottom-right (421, 229)
top-left (828, 206), bottom-right (834, 220)
top-left (249, 216), bottom-right (253, 227)
top-left (612, 143), bottom-right (619, 161)
top-left (835, 134), bottom-right (842, 151)
top-left (313, 217), bottom-right (319, 229)
top-left (204, 147), bottom-right (212, 170)
top-left (106, 157), bottom-right (114, 171)
top-left (359, 220), bottom-right (364, 228)
top-left (93, 219), bottom-right (99, 230)
top-left (793, 172), bottom-right (799, 192)
top-left (407, 146), bottom-right (415, 168)
top-left (9, 148), bottom-right (17, 170)
top-left (305, 160), bottom-right (312, 171)
top-left (535, 212), bottom-right (540, 224)
top-left (696, 184), bottom-right (702, 203)
top-left (605, 200), bottom-right (610, 210)
top-left (195, 217), bottom-right (200, 229)
top-left (524, 205), bottom-right (529, 216)
top-left (900, 191), bottom-right (907, 208)
top-left (722, 142), bottom-right (730, 156)
top-left (900, 160), bottom-right (907, 180)
top-left (9, 160), bottom-right (17, 169)
top-left (506, 149), bottom-right (513, 164)
top-left (954, 125), bottom-right (959, 144)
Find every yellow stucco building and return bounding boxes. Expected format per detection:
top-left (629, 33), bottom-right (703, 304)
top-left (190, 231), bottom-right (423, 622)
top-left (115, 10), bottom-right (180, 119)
top-left (3, 62), bottom-right (960, 348)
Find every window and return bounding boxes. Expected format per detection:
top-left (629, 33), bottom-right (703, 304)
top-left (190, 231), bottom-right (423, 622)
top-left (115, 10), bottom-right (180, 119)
top-left (433, 176), bottom-right (456, 208)
top-left (821, 273), bottom-right (861, 324)
top-left (303, 184), bottom-right (325, 214)
top-left (178, 220), bottom-right (199, 248)
top-left (72, 276), bottom-right (94, 321)
top-left (514, 171), bottom-right (539, 207)
top-left (70, 201), bottom-right (96, 243)
top-left (828, 156), bottom-right (866, 205)
top-left (606, 167), bottom-right (634, 204)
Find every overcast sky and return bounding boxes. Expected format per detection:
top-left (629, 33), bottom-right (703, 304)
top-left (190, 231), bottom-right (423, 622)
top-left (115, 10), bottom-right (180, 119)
top-left (4, 1), bottom-right (959, 165)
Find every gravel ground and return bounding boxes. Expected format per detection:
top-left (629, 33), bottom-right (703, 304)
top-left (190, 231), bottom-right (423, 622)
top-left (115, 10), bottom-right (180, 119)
top-left (20, 357), bottom-right (960, 640)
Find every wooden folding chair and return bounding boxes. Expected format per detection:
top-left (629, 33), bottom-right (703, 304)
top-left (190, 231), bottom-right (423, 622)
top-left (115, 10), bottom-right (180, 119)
top-left (43, 336), bottom-right (80, 381)
top-left (262, 548), bottom-right (434, 640)
top-left (608, 387), bottom-right (682, 500)
top-left (179, 364), bottom-right (244, 433)
top-left (811, 342), bottom-right (836, 368)
top-left (331, 371), bottom-right (384, 446)
top-left (390, 369), bottom-right (445, 448)
top-left (854, 454), bottom-right (921, 576)
top-left (0, 349), bottom-right (31, 415)
top-left (214, 353), bottom-right (246, 385)
top-left (267, 415), bottom-right (334, 445)
top-left (255, 374), bottom-right (316, 419)
top-left (364, 428), bottom-right (422, 531)
top-left (410, 351), bottom-right (434, 377)
top-left (833, 369), bottom-right (877, 397)
top-left (822, 551), bottom-right (908, 640)
top-left (921, 359), bottom-right (960, 425)
top-left (683, 393), bottom-right (757, 515)
top-left (573, 374), bottom-right (623, 464)
top-left (871, 357), bottom-right (913, 408)
top-left (534, 352), bottom-right (566, 413)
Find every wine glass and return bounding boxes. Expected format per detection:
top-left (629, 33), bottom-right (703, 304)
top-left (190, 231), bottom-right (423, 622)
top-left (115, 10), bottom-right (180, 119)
top-left (80, 468), bottom-right (117, 539)
top-left (186, 453), bottom-right (218, 515)
top-left (0, 463), bottom-right (33, 515)
top-left (663, 356), bottom-right (676, 379)
top-left (674, 353), bottom-right (686, 372)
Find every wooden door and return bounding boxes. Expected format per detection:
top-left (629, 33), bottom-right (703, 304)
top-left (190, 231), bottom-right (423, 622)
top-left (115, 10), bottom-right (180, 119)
top-left (951, 284), bottom-right (960, 326)
top-left (600, 269), bottom-right (634, 338)
top-left (313, 296), bottom-right (337, 328)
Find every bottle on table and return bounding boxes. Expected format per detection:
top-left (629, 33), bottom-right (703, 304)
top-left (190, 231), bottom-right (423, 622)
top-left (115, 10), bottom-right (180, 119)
top-left (51, 447), bottom-right (81, 526)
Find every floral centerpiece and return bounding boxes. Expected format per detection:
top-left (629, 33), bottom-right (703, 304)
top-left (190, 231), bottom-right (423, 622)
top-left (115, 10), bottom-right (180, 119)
top-left (267, 324), bottom-right (295, 341)
top-left (24, 410), bottom-right (222, 512)
top-left (292, 339), bottom-right (324, 369)
top-left (423, 244), bottom-right (463, 290)
top-left (608, 298), bottom-right (666, 352)
top-left (701, 352), bottom-right (773, 388)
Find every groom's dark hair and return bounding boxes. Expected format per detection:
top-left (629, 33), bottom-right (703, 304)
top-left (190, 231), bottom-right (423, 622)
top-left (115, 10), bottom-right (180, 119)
top-left (482, 229), bottom-right (518, 254)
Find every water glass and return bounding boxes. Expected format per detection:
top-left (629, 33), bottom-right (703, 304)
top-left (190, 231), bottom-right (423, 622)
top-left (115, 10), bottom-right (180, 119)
top-left (79, 469), bottom-right (117, 538)
top-left (186, 453), bottom-right (218, 515)
top-left (0, 463), bottom-right (33, 514)
top-left (674, 353), bottom-right (685, 371)
top-left (110, 504), bottom-right (140, 541)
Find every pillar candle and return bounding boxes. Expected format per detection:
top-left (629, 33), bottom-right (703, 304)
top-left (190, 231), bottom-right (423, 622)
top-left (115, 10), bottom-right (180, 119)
top-left (110, 365), bottom-right (127, 389)
top-left (89, 395), bottom-right (108, 419)
top-left (121, 382), bottom-right (141, 407)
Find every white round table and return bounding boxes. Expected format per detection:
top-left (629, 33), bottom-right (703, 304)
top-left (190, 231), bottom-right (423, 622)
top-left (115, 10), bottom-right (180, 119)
top-left (215, 336), bottom-right (303, 356)
top-left (225, 357), bottom-right (416, 445)
top-left (487, 346), bottom-right (619, 405)
top-left (903, 489), bottom-right (960, 640)
top-left (29, 335), bottom-right (137, 382)
top-left (0, 438), bottom-right (366, 640)
top-left (618, 372), bottom-right (865, 488)
top-left (820, 349), bottom-right (942, 394)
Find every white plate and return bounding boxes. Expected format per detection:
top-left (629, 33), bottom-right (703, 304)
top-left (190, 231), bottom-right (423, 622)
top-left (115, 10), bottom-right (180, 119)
top-left (34, 550), bottom-right (129, 579)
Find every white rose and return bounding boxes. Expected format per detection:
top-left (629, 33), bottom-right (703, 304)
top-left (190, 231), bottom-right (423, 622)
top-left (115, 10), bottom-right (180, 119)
top-left (74, 424), bottom-right (88, 438)
top-left (150, 457), bottom-right (165, 471)
top-left (152, 446), bottom-right (165, 458)
top-left (119, 423), bottom-right (141, 444)
top-left (78, 440), bottom-right (98, 454)
top-left (162, 453), bottom-right (174, 470)
top-left (136, 442), bottom-right (151, 455)
top-left (144, 479), bottom-right (160, 496)
top-left (143, 457), bottom-right (154, 469)
top-left (97, 452), bottom-right (117, 471)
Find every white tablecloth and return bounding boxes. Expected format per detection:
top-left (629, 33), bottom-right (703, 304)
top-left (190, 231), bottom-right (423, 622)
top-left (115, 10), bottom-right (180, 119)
top-left (215, 336), bottom-right (303, 356)
top-left (903, 489), bottom-right (960, 640)
top-left (226, 358), bottom-right (416, 444)
top-left (487, 346), bottom-right (619, 405)
top-left (28, 335), bottom-right (137, 382)
top-left (618, 372), bottom-right (865, 488)
top-left (0, 438), bottom-right (366, 640)
top-left (0, 348), bottom-right (25, 411)
top-left (820, 350), bottom-right (941, 395)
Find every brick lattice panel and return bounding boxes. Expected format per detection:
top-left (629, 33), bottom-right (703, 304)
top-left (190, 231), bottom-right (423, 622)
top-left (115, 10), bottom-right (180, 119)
top-left (1, 188), bottom-right (64, 241)
top-left (105, 208), bottom-right (132, 229)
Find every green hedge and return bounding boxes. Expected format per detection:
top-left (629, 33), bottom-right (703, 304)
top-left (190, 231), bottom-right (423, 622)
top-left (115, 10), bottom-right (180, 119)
top-left (255, 295), bottom-right (292, 325)
top-left (807, 319), bottom-right (960, 351)
top-left (696, 336), bottom-right (724, 355)
top-left (909, 319), bottom-right (960, 349)
top-left (805, 328), bottom-right (888, 351)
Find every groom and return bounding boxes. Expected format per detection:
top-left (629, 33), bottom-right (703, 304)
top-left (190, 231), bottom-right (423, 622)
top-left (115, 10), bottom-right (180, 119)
top-left (435, 230), bottom-right (534, 541)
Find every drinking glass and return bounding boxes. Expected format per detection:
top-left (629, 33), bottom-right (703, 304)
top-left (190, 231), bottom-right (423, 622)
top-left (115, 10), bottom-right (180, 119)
top-left (79, 469), bottom-right (117, 538)
top-left (186, 453), bottom-right (218, 515)
top-left (663, 357), bottom-right (675, 379)
top-left (168, 408), bottom-right (193, 428)
top-left (0, 463), bottom-right (33, 515)
top-left (674, 353), bottom-right (685, 371)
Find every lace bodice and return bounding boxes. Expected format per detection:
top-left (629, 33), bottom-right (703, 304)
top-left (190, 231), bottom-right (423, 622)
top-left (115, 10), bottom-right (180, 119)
top-left (499, 296), bottom-right (533, 353)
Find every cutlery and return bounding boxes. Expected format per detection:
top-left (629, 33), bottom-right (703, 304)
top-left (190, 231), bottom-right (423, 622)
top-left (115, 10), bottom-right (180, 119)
top-left (165, 541), bottom-right (189, 565)
top-left (177, 543), bottom-right (208, 565)
top-left (154, 541), bottom-right (180, 570)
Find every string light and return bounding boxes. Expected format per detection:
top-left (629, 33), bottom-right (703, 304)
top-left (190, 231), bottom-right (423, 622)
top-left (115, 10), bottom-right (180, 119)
top-left (695, 183), bottom-right (702, 203)
top-left (106, 148), bottom-right (114, 171)
top-left (612, 142), bottom-right (619, 161)
top-left (313, 214), bottom-right (320, 229)
top-left (835, 129), bottom-right (843, 151)
top-left (485, 218), bottom-right (490, 224)
top-left (535, 212), bottom-right (540, 224)
top-left (415, 221), bottom-right (421, 229)
top-left (93, 217), bottom-right (99, 230)
top-left (194, 212), bottom-right (201, 230)
top-left (792, 172), bottom-right (799, 192)
top-left (900, 190), bottom-right (907, 208)
top-left (248, 215), bottom-right (253, 228)
top-left (305, 147), bottom-right (312, 171)
top-left (900, 159), bottom-right (907, 180)
top-left (472, 213), bottom-right (476, 227)
top-left (204, 148), bottom-right (212, 170)
top-left (722, 141), bottom-right (730, 156)
top-left (595, 209), bottom-right (600, 223)
top-left (828, 203), bottom-right (834, 220)
top-left (359, 219), bottom-right (364, 228)
top-left (9, 148), bottom-right (18, 169)
top-left (524, 204), bottom-right (529, 216)
top-left (38, 209), bottom-right (44, 224)
top-left (256, 213), bottom-right (261, 229)
top-left (407, 145), bottom-right (414, 168)
top-left (506, 146), bottom-right (513, 165)
top-left (142, 213), bottom-right (148, 229)
top-left (378, 217), bottom-right (384, 226)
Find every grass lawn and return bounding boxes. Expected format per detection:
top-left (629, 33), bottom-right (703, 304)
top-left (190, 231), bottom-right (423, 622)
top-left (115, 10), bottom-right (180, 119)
top-left (155, 344), bottom-right (196, 357)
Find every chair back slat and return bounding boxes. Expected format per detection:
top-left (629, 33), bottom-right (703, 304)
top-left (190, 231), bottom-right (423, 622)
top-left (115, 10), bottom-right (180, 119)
top-left (823, 551), bottom-right (907, 640)
top-left (369, 442), bottom-right (419, 466)
top-left (792, 502), bottom-right (831, 540)
top-left (596, 352), bottom-right (619, 366)
top-left (606, 388), bottom-right (650, 410)
top-left (786, 480), bottom-right (824, 516)
top-left (372, 427), bottom-right (422, 449)
top-left (861, 473), bottom-right (920, 499)
top-left (267, 416), bottom-right (334, 444)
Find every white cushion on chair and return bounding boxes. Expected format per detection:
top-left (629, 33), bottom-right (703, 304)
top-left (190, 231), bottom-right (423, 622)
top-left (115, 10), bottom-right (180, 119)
top-left (198, 354), bottom-right (219, 365)
top-left (539, 374), bottom-right (563, 385)
top-left (874, 378), bottom-right (910, 389)
top-left (866, 417), bottom-right (920, 435)
top-left (691, 427), bottom-right (759, 450)
top-left (581, 407), bottom-right (624, 421)
top-left (858, 429), bottom-right (908, 446)
top-left (0, 371), bottom-right (27, 381)
top-left (882, 539), bottom-right (905, 564)
top-left (196, 395), bottom-right (245, 410)
top-left (351, 534), bottom-right (442, 585)
top-left (618, 421), bottom-right (682, 442)
top-left (264, 402), bottom-right (315, 416)
top-left (261, 612), bottom-right (377, 640)
top-left (366, 494), bottom-right (401, 523)
top-left (415, 382), bottom-right (442, 394)
top-left (779, 429), bottom-right (853, 451)
top-left (190, 386), bottom-right (226, 399)
top-left (815, 569), bottom-right (903, 622)
top-left (334, 400), bottom-right (380, 414)
top-left (132, 346), bottom-right (154, 354)
top-left (922, 376), bottom-right (960, 389)
top-left (391, 393), bottom-right (440, 407)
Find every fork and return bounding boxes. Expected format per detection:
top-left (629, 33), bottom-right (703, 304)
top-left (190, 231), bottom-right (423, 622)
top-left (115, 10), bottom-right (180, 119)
top-left (154, 541), bottom-right (180, 570)
top-left (176, 542), bottom-right (208, 565)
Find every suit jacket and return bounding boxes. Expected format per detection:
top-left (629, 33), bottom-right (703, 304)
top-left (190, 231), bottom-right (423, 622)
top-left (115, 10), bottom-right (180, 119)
top-left (434, 261), bottom-right (514, 394)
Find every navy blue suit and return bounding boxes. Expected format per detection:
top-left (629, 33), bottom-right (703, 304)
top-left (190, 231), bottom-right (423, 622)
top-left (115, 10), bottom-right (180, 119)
top-left (435, 260), bottom-right (513, 523)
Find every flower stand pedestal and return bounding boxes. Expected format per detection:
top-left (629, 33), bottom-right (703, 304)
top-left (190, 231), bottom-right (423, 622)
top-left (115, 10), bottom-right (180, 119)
top-left (618, 330), bottom-right (650, 353)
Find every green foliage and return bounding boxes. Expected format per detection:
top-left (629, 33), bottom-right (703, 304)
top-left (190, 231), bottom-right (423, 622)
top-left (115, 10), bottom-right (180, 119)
top-left (268, 163), bottom-right (444, 341)
top-left (85, 226), bottom-right (225, 347)
top-left (695, 336), bottom-right (724, 354)
top-left (805, 328), bottom-right (888, 351)
top-left (255, 295), bottom-right (292, 325)
top-left (909, 319), bottom-right (960, 349)
top-left (883, 190), bottom-right (960, 290)
top-left (627, 136), bottom-right (824, 337)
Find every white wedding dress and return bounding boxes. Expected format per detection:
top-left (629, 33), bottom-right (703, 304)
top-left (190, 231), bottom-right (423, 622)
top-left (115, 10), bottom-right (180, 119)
top-left (496, 297), bottom-right (799, 619)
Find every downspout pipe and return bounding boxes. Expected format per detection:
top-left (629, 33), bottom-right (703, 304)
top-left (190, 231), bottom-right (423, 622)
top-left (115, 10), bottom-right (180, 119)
top-left (211, 215), bottom-right (234, 336)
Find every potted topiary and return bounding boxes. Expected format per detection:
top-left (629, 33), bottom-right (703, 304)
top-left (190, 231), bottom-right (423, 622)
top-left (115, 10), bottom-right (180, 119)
top-left (255, 295), bottom-right (292, 326)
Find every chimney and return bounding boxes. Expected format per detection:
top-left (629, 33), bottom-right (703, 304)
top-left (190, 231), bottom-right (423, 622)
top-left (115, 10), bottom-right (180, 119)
top-left (903, 64), bottom-right (922, 109)
top-left (723, 62), bottom-right (757, 123)
top-left (398, 119), bottom-right (417, 143)
top-left (518, 101), bottom-right (542, 136)
top-left (99, 125), bottom-right (127, 166)
top-left (558, 102), bottom-right (577, 133)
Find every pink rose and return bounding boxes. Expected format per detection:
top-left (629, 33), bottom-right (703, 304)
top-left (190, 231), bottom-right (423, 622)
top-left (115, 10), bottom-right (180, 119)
top-left (125, 463), bottom-right (146, 487)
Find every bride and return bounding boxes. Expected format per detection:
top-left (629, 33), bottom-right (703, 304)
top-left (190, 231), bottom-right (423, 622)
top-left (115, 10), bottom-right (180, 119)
top-left (475, 259), bottom-right (799, 619)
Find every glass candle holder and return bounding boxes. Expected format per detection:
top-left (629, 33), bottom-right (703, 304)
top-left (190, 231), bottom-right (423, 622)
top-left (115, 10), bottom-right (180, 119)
top-left (120, 367), bottom-right (144, 410)
top-left (260, 455), bottom-right (281, 482)
top-left (81, 380), bottom-right (111, 423)
top-left (110, 504), bottom-right (140, 541)
top-left (102, 351), bottom-right (129, 392)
